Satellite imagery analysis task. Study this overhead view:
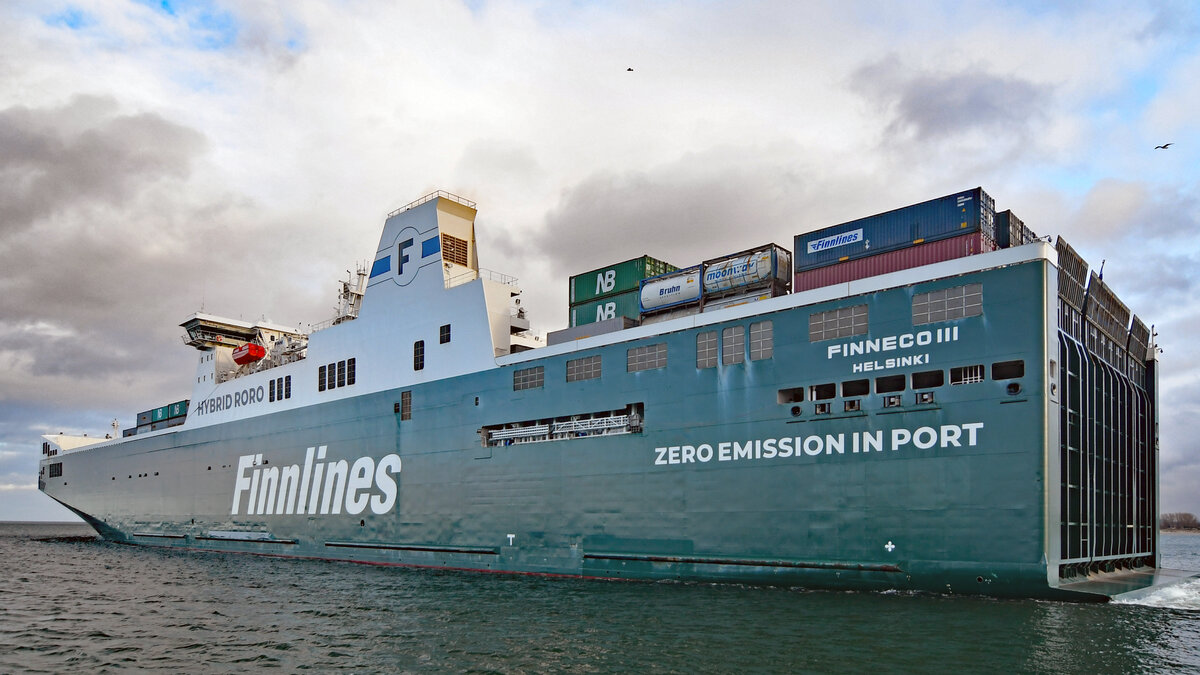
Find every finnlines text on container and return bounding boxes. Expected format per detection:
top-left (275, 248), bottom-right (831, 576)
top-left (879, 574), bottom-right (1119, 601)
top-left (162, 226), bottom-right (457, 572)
top-left (653, 422), bottom-right (984, 465)
top-left (807, 228), bottom-right (863, 254)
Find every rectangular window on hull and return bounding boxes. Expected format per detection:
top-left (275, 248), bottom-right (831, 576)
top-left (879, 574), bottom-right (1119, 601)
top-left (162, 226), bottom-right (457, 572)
top-left (513, 366), bottom-right (544, 390)
top-left (414, 341), bottom-right (425, 371)
top-left (400, 390), bottom-right (412, 420)
top-left (440, 324), bottom-right (451, 344)
top-left (875, 375), bottom-right (905, 393)
top-left (722, 326), bottom-right (745, 365)
top-left (269, 379), bottom-right (276, 402)
top-left (777, 387), bottom-right (804, 403)
top-left (912, 370), bottom-right (944, 389)
top-left (991, 360), bottom-right (1024, 380)
top-left (809, 305), bottom-right (868, 342)
top-left (697, 331), bottom-right (718, 369)
top-left (749, 321), bottom-right (773, 360)
top-left (627, 343), bottom-right (667, 372)
top-left (951, 365), bottom-right (985, 385)
top-left (48, 462), bottom-right (62, 478)
top-left (912, 283), bottom-right (983, 325)
top-left (842, 379), bottom-right (869, 397)
top-left (809, 383), bottom-right (836, 400)
top-left (319, 362), bottom-right (354, 392)
top-left (566, 355), bottom-right (601, 382)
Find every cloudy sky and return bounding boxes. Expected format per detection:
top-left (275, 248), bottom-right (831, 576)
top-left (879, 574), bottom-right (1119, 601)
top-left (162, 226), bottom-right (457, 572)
top-left (2, 0), bottom-right (1198, 522)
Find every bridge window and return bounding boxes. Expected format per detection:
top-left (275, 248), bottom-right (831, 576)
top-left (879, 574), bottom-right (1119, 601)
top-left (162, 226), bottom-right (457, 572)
top-left (49, 462), bottom-right (62, 478)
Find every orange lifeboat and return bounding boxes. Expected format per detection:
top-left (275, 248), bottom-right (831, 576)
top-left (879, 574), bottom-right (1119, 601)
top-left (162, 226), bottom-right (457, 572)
top-left (232, 343), bottom-right (266, 365)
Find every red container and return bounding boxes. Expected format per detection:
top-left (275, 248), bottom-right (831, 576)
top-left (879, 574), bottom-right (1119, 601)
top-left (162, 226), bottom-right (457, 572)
top-left (793, 232), bottom-right (994, 293)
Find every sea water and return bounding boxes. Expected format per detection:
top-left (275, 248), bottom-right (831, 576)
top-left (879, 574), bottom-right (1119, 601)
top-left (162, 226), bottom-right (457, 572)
top-left (1, 522), bottom-right (1198, 673)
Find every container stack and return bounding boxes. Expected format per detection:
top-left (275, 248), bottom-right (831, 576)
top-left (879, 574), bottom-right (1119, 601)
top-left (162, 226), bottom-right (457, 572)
top-left (567, 256), bottom-right (676, 328)
top-left (793, 187), bottom-right (997, 293)
top-left (127, 400), bottom-right (190, 436)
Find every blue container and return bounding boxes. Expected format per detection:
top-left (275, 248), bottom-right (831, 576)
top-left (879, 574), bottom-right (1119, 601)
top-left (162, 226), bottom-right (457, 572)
top-left (794, 187), bottom-right (995, 272)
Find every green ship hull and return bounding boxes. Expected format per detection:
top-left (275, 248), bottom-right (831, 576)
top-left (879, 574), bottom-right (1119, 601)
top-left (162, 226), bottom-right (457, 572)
top-left (39, 193), bottom-right (1193, 601)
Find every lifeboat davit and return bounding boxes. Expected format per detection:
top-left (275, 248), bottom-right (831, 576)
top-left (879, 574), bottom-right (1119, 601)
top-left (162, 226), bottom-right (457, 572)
top-left (232, 343), bottom-right (266, 365)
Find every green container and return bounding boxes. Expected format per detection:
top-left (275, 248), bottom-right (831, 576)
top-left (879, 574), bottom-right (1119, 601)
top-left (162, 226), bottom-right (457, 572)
top-left (569, 256), bottom-right (676, 305)
top-left (570, 289), bottom-right (642, 327)
top-left (167, 400), bottom-right (189, 419)
top-left (152, 400), bottom-right (190, 422)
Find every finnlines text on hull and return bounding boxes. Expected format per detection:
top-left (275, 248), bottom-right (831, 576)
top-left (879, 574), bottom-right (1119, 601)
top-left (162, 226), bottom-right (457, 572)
top-left (231, 446), bottom-right (402, 516)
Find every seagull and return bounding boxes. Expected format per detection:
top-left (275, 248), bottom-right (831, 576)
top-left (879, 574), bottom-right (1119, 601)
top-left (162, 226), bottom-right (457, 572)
top-left (1155, 143), bottom-right (1173, 149)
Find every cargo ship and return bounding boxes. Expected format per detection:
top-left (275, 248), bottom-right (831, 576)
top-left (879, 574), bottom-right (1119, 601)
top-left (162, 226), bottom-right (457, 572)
top-left (38, 188), bottom-right (1198, 600)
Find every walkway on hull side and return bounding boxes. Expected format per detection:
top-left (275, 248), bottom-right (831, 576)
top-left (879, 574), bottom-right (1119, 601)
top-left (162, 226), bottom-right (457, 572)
top-left (1057, 567), bottom-right (1200, 602)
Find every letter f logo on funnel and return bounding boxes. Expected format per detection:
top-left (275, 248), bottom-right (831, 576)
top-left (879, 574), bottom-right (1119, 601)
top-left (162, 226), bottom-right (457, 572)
top-left (391, 226), bottom-right (438, 287)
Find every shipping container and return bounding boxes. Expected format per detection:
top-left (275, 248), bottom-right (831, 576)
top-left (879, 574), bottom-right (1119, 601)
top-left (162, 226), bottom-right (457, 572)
top-left (640, 266), bottom-right (703, 313)
top-left (136, 411), bottom-right (152, 426)
top-left (569, 255), bottom-right (677, 306)
top-left (167, 400), bottom-right (189, 419)
top-left (794, 187), bottom-right (996, 272)
top-left (570, 289), bottom-right (642, 327)
top-left (996, 210), bottom-right (1038, 248)
top-left (793, 232), bottom-right (994, 293)
top-left (702, 244), bottom-right (792, 297)
top-left (547, 316), bottom-right (639, 345)
top-left (150, 400), bottom-right (190, 423)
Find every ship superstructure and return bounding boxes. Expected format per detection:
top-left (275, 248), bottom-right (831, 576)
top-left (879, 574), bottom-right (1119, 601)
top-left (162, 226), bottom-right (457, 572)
top-left (38, 188), bottom-right (1197, 600)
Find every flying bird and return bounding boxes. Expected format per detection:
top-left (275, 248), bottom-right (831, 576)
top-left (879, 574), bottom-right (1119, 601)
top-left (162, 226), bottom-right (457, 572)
top-left (1155, 143), bottom-right (1173, 149)
top-left (627, 67), bottom-right (633, 72)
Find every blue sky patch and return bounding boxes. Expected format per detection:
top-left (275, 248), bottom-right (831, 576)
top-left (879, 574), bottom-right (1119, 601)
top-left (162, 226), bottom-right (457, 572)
top-left (43, 7), bottom-right (93, 30)
top-left (134, 0), bottom-right (239, 50)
